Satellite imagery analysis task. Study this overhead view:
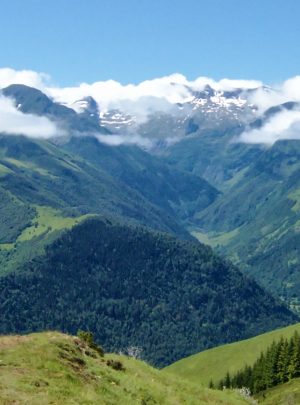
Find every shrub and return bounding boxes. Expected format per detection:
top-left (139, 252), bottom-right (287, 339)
top-left (77, 330), bottom-right (104, 356)
top-left (106, 359), bottom-right (125, 371)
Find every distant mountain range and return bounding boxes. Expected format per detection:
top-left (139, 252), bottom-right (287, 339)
top-left (1, 80), bottom-right (300, 367)
top-left (59, 83), bottom-right (261, 148)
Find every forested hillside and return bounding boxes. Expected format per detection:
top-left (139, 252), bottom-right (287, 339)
top-left (0, 218), bottom-right (296, 367)
top-left (165, 129), bottom-right (300, 310)
top-left (192, 140), bottom-right (300, 308)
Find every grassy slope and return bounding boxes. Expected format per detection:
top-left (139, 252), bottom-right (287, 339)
top-left (257, 378), bottom-right (300, 404)
top-left (164, 322), bottom-right (300, 387)
top-left (16, 206), bottom-right (93, 243)
top-left (0, 205), bottom-right (93, 248)
top-left (0, 332), bottom-right (247, 405)
top-left (0, 205), bottom-right (94, 276)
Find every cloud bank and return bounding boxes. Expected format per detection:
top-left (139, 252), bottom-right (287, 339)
top-left (0, 96), bottom-right (59, 138)
top-left (237, 76), bottom-right (300, 145)
top-left (238, 108), bottom-right (300, 145)
top-left (47, 74), bottom-right (263, 115)
top-left (96, 134), bottom-right (153, 148)
top-left (0, 67), bottom-right (298, 114)
top-left (0, 68), bottom-right (49, 91)
top-left (1, 67), bottom-right (300, 146)
top-left (0, 68), bottom-right (263, 117)
top-left (249, 76), bottom-right (300, 113)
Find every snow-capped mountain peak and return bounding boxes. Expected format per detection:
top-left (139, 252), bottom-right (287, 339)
top-left (100, 109), bottom-right (136, 132)
top-left (70, 96), bottom-right (99, 117)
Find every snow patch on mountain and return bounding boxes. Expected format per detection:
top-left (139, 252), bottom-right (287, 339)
top-left (2, 68), bottom-right (300, 147)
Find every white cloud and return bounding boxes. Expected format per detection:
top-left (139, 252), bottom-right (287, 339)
top-left (47, 74), bottom-right (191, 114)
top-left (0, 67), bottom-right (49, 91)
top-left (0, 68), bottom-right (264, 123)
top-left (249, 76), bottom-right (300, 112)
top-left (238, 108), bottom-right (300, 145)
top-left (189, 77), bottom-right (262, 92)
top-left (45, 74), bottom-right (263, 126)
top-left (96, 133), bottom-right (153, 148)
top-left (47, 74), bottom-right (263, 111)
top-left (1, 67), bottom-right (300, 146)
top-left (234, 76), bottom-right (300, 145)
top-left (0, 67), bottom-right (295, 116)
top-left (0, 96), bottom-right (59, 138)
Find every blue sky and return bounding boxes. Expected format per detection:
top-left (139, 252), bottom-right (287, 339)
top-left (1, 0), bottom-right (300, 85)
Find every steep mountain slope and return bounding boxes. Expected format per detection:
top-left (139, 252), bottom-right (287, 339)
top-left (2, 84), bottom-right (109, 134)
top-left (164, 125), bottom-right (264, 189)
top-left (0, 331), bottom-right (248, 405)
top-left (164, 322), bottom-right (300, 386)
top-left (61, 136), bottom-right (219, 222)
top-left (0, 136), bottom-right (209, 229)
top-left (0, 79), bottom-right (223, 238)
top-left (194, 139), bottom-right (300, 308)
top-left (0, 217), bottom-right (297, 367)
top-left (0, 185), bottom-right (35, 243)
top-left (155, 96), bottom-right (300, 309)
top-left (0, 132), bottom-right (213, 275)
top-left (98, 84), bottom-right (257, 145)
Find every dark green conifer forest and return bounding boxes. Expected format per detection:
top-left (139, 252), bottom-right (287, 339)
top-left (0, 218), bottom-right (296, 367)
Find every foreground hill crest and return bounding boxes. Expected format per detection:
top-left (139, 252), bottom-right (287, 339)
top-left (0, 331), bottom-right (251, 405)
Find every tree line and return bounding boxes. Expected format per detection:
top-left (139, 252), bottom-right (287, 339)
top-left (215, 331), bottom-right (300, 394)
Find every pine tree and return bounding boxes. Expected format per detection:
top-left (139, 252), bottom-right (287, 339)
top-left (288, 331), bottom-right (300, 379)
top-left (263, 341), bottom-right (279, 388)
top-left (252, 352), bottom-right (266, 393)
top-left (224, 371), bottom-right (231, 388)
top-left (277, 338), bottom-right (289, 383)
top-left (218, 379), bottom-right (224, 390)
top-left (243, 365), bottom-right (253, 390)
